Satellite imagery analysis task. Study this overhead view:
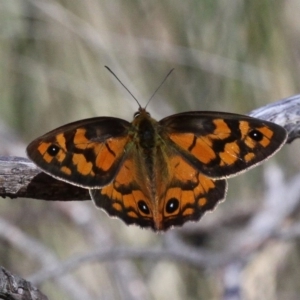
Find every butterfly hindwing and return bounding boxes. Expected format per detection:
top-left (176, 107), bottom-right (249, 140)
top-left (160, 111), bottom-right (287, 178)
top-left (155, 153), bottom-right (227, 230)
top-left (26, 117), bottom-right (131, 188)
top-left (90, 147), bottom-right (227, 231)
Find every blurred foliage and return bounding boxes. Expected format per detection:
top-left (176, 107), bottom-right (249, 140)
top-left (1, 0), bottom-right (300, 299)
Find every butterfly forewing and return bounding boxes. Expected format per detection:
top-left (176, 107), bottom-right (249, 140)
top-left (160, 111), bottom-right (287, 179)
top-left (26, 117), bottom-right (131, 188)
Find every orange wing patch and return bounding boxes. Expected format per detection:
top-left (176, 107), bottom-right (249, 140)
top-left (73, 128), bottom-right (89, 148)
top-left (37, 142), bottom-right (55, 163)
top-left (60, 166), bottom-right (72, 175)
top-left (212, 119), bottom-right (231, 139)
top-left (72, 153), bottom-right (94, 176)
top-left (219, 142), bottom-right (240, 166)
top-left (169, 133), bottom-right (217, 164)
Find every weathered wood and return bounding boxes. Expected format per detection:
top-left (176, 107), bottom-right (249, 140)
top-left (0, 156), bottom-right (89, 201)
top-left (0, 267), bottom-right (48, 300)
top-left (250, 94), bottom-right (300, 143)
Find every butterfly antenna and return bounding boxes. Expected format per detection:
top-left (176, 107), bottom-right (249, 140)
top-left (144, 68), bottom-right (174, 109)
top-left (105, 66), bottom-right (141, 108)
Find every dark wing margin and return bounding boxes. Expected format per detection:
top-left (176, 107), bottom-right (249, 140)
top-left (90, 189), bottom-right (155, 229)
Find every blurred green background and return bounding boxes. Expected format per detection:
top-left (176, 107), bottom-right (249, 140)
top-left (1, 0), bottom-right (300, 299)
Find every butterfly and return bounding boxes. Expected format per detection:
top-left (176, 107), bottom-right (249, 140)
top-left (26, 103), bottom-right (287, 231)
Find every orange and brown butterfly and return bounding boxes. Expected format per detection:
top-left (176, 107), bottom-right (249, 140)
top-left (26, 70), bottom-right (287, 231)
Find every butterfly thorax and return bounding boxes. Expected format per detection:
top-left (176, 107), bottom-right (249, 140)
top-left (131, 109), bottom-right (161, 168)
top-left (136, 115), bottom-right (156, 149)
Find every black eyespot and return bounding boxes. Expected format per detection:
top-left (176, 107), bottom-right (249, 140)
top-left (166, 198), bottom-right (179, 214)
top-left (248, 129), bottom-right (263, 141)
top-left (47, 144), bottom-right (60, 156)
top-left (138, 200), bottom-right (150, 215)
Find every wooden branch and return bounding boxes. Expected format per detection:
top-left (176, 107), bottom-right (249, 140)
top-left (249, 93), bottom-right (300, 143)
top-left (0, 156), bottom-right (89, 201)
top-left (0, 266), bottom-right (48, 300)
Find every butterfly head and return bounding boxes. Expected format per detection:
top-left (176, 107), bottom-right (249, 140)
top-left (133, 107), bottom-right (151, 119)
